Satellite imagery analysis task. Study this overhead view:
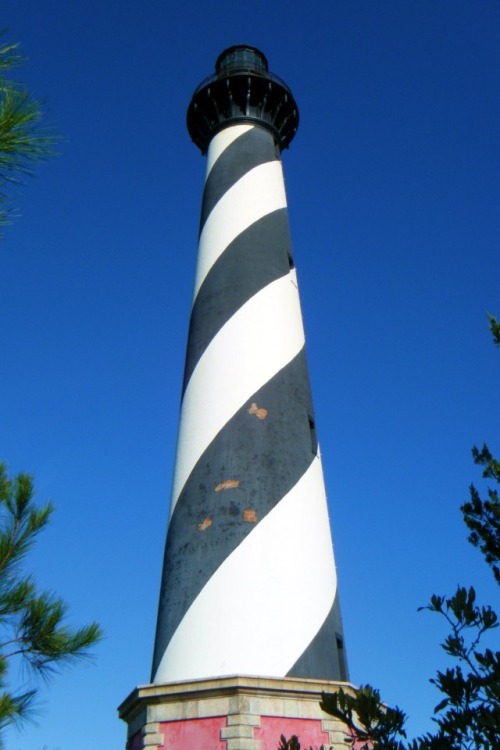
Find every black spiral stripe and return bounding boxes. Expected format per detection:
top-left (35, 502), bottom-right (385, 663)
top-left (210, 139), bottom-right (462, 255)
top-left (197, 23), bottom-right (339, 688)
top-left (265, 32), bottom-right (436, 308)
top-left (152, 122), bottom-right (348, 684)
top-left (152, 348), bottom-right (316, 675)
top-left (182, 208), bottom-right (291, 394)
top-left (199, 126), bottom-right (278, 234)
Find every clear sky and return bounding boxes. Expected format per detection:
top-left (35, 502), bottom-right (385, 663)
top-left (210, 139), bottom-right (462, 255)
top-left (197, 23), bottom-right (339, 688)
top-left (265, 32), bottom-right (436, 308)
top-left (1, 2), bottom-right (499, 748)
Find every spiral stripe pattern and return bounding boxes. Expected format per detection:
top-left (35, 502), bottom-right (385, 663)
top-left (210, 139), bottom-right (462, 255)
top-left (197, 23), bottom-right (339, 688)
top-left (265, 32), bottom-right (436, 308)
top-left (152, 124), bottom-right (347, 684)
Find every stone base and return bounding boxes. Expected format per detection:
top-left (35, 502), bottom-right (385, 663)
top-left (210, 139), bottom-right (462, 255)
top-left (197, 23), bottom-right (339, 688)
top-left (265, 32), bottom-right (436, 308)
top-left (118, 675), bottom-right (355, 750)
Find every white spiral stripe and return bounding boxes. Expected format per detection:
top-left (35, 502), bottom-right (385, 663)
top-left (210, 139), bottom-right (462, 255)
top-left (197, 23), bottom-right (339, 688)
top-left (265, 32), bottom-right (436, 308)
top-left (205, 124), bottom-right (255, 176)
top-left (155, 457), bottom-right (337, 683)
top-left (170, 273), bottom-right (305, 515)
top-left (194, 160), bottom-right (287, 299)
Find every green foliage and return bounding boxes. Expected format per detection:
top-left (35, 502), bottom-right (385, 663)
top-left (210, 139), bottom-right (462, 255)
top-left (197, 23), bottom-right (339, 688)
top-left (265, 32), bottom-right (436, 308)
top-left (0, 463), bottom-right (102, 745)
top-left (462, 444), bottom-right (500, 584)
top-left (278, 734), bottom-right (333, 750)
top-left (418, 588), bottom-right (499, 749)
top-left (318, 319), bottom-right (500, 750)
top-left (0, 34), bottom-right (92, 744)
top-left (279, 735), bottom-right (302, 750)
top-left (0, 34), bottom-right (54, 232)
top-left (320, 586), bottom-right (500, 750)
top-left (320, 686), bottom-right (408, 750)
top-left (487, 314), bottom-right (500, 348)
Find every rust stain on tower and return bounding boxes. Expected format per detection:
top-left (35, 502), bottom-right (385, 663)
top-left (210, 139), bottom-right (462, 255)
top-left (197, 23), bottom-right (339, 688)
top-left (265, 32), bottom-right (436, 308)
top-left (214, 479), bottom-right (240, 492)
top-left (248, 402), bottom-right (268, 420)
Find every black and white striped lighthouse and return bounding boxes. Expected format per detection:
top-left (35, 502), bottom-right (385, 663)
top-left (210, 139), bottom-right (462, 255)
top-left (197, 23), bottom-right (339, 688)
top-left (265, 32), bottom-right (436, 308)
top-left (120, 47), bottom-right (353, 750)
top-left (151, 45), bottom-right (347, 685)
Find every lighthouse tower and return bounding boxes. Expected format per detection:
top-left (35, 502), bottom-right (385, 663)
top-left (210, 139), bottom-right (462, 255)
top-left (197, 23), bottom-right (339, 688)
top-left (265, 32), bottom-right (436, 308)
top-left (120, 47), bottom-right (353, 750)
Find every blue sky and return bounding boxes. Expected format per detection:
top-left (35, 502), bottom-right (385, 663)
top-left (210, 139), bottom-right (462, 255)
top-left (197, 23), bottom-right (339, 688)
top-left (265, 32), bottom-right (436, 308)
top-left (1, 2), bottom-right (499, 748)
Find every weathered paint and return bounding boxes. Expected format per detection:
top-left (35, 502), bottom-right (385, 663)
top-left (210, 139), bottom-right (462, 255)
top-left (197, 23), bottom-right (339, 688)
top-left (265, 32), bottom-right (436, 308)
top-left (118, 674), bottom-right (358, 750)
top-left (160, 717), bottom-right (226, 750)
top-left (151, 48), bottom-right (348, 685)
top-left (255, 717), bottom-right (331, 749)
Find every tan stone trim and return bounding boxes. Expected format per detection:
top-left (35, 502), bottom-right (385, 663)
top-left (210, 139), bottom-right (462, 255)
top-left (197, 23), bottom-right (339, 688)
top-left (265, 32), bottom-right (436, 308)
top-left (221, 724), bottom-right (255, 739)
top-left (321, 718), bottom-right (350, 749)
top-left (142, 722), bottom-right (165, 749)
top-left (119, 676), bottom-right (356, 750)
top-left (225, 740), bottom-right (261, 750)
top-left (119, 675), bottom-right (355, 723)
top-left (226, 714), bottom-right (261, 727)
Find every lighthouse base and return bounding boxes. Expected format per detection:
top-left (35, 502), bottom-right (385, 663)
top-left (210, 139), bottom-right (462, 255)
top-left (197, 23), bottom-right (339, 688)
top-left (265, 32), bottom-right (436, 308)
top-left (118, 675), bottom-right (355, 750)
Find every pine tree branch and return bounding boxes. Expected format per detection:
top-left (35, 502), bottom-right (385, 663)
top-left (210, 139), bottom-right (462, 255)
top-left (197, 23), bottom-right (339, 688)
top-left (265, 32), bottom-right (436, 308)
top-left (0, 463), bottom-right (103, 741)
top-left (0, 33), bottom-right (55, 233)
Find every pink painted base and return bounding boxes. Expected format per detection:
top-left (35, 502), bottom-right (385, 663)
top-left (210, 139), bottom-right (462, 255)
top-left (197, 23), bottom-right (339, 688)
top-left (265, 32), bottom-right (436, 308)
top-left (256, 716), bottom-right (331, 748)
top-left (131, 716), bottom-right (338, 749)
top-left (161, 717), bottom-right (227, 749)
top-left (120, 675), bottom-right (357, 750)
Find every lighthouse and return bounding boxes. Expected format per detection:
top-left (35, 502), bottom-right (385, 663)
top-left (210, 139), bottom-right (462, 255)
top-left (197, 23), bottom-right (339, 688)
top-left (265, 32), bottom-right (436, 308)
top-left (120, 46), bottom-right (353, 750)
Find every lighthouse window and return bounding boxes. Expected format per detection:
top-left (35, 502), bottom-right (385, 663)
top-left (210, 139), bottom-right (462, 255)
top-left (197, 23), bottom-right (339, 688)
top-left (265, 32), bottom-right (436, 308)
top-left (336, 635), bottom-right (347, 681)
top-left (308, 415), bottom-right (318, 455)
top-left (288, 251), bottom-right (295, 269)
